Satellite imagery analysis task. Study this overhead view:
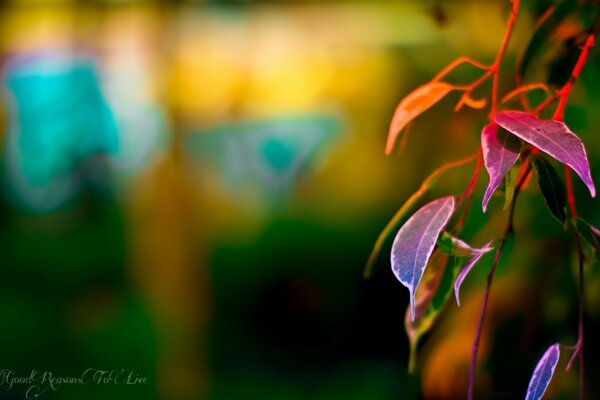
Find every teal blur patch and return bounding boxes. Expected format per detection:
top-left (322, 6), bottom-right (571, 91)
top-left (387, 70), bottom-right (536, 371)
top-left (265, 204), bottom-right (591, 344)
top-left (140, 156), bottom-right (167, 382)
top-left (184, 114), bottom-right (341, 203)
top-left (2, 51), bottom-right (119, 212)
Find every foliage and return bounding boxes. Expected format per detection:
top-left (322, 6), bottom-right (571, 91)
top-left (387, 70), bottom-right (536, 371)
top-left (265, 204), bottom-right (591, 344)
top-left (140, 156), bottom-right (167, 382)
top-left (367, 1), bottom-right (600, 398)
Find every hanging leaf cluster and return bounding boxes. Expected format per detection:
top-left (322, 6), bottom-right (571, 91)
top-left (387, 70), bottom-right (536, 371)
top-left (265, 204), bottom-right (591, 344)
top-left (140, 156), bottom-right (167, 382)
top-left (367, 0), bottom-right (600, 398)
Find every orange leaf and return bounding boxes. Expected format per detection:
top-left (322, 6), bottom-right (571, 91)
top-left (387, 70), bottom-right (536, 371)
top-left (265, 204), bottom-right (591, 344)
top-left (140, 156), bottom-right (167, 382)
top-left (386, 82), bottom-right (453, 154)
top-left (461, 95), bottom-right (486, 110)
top-left (454, 94), bottom-right (487, 112)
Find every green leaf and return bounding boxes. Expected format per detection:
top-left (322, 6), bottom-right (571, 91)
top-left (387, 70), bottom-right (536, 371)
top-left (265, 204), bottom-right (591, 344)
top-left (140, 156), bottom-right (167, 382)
top-left (574, 218), bottom-right (600, 258)
top-left (547, 41), bottom-right (581, 88)
top-left (437, 232), bottom-right (488, 257)
top-left (503, 163), bottom-right (519, 210)
top-left (518, 0), bottom-right (577, 80)
top-left (437, 232), bottom-right (458, 255)
top-left (406, 254), bottom-right (460, 373)
top-left (531, 155), bottom-right (567, 224)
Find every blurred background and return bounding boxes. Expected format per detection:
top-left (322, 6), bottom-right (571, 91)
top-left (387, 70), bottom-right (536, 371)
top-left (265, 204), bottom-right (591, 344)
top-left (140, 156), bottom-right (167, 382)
top-left (1, 0), bottom-right (600, 399)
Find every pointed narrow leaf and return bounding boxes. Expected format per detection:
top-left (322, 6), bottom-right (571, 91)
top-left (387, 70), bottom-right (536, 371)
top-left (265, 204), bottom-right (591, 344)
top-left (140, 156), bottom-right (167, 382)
top-left (406, 253), bottom-right (463, 372)
top-left (438, 231), bottom-right (491, 257)
top-left (526, 343), bottom-right (560, 400)
top-left (495, 111), bottom-right (595, 197)
top-left (575, 218), bottom-right (600, 257)
top-left (391, 196), bottom-right (455, 321)
top-left (453, 241), bottom-right (494, 306)
top-left (503, 162), bottom-right (519, 210)
top-left (386, 82), bottom-right (453, 154)
top-left (363, 155), bottom-right (476, 279)
top-left (531, 155), bottom-right (567, 224)
top-left (404, 250), bottom-right (450, 372)
top-left (481, 123), bottom-right (522, 211)
top-left (437, 232), bottom-right (473, 256)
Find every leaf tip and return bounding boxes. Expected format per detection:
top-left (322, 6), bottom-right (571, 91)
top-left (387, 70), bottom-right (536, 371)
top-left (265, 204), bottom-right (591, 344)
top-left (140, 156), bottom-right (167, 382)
top-left (481, 193), bottom-right (490, 213)
top-left (385, 131), bottom-right (396, 155)
top-left (454, 285), bottom-right (461, 307)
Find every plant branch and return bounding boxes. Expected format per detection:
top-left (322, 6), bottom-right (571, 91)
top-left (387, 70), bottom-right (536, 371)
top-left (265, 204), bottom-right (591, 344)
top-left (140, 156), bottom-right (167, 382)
top-left (452, 0), bottom-right (520, 119)
top-left (451, 0), bottom-right (521, 237)
top-left (431, 56), bottom-right (491, 83)
top-left (458, 155), bottom-right (483, 210)
top-left (467, 161), bottom-right (531, 400)
top-left (501, 83), bottom-right (552, 104)
top-left (565, 226), bottom-right (586, 400)
top-left (553, 34), bottom-right (595, 121)
top-left (532, 94), bottom-right (558, 116)
top-left (576, 229), bottom-right (585, 400)
top-left (549, 27), bottom-right (598, 398)
top-left (489, 0), bottom-right (520, 117)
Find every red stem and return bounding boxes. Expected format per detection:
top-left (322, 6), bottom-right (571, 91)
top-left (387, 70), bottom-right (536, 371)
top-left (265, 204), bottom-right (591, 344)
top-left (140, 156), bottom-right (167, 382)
top-left (489, 0), bottom-right (519, 118)
top-left (467, 4), bottom-right (520, 398)
top-left (565, 166), bottom-right (577, 219)
top-left (552, 34), bottom-right (595, 121)
top-left (458, 149), bottom-right (483, 206)
top-left (551, 30), bottom-right (597, 399)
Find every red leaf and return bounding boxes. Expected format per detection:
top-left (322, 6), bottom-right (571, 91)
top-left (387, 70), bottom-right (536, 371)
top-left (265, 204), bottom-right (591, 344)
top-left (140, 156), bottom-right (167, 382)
top-left (495, 111), bottom-right (595, 197)
top-left (481, 123), bottom-right (521, 212)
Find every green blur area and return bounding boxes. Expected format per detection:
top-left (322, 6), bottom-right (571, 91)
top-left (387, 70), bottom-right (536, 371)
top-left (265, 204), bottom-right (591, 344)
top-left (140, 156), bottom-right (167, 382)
top-left (0, 0), bottom-right (600, 399)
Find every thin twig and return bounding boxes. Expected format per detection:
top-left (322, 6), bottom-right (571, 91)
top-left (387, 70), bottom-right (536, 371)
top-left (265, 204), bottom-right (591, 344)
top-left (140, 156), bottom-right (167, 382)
top-left (575, 230), bottom-right (585, 400)
top-left (467, 163), bottom-right (531, 400)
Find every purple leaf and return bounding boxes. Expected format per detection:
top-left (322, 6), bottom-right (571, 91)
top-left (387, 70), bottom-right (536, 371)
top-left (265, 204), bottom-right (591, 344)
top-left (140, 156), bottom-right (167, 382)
top-left (453, 241), bottom-right (494, 306)
top-left (391, 196), bottom-right (455, 321)
top-left (481, 123), bottom-right (521, 212)
top-left (495, 111), bottom-right (596, 197)
top-left (526, 343), bottom-right (560, 400)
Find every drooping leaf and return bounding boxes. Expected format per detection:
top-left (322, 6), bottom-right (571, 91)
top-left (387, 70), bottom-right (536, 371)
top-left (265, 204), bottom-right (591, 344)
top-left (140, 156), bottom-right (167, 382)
top-left (363, 154), bottom-right (477, 278)
top-left (503, 163), bottom-right (520, 210)
top-left (436, 232), bottom-right (495, 306)
top-left (437, 232), bottom-right (491, 258)
top-left (406, 243), bottom-right (488, 370)
top-left (526, 343), bottom-right (560, 400)
top-left (495, 111), bottom-right (596, 197)
top-left (574, 218), bottom-right (600, 257)
top-left (386, 82), bottom-right (453, 154)
top-left (531, 155), bottom-right (567, 224)
top-left (405, 250), bottom-right (452, 372)
top-left (437, 232), bottom-right (471, 256)
top-left (518, 1), bottom-right (577, 80)
top-left (453, 241), bottom-right (494, 306)
top-left (406, 253), bottom-right (463, 372)
top-left (481, 123), bottom-right (522, 212)
top-left (391, 196), bottom-right (455, 321)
